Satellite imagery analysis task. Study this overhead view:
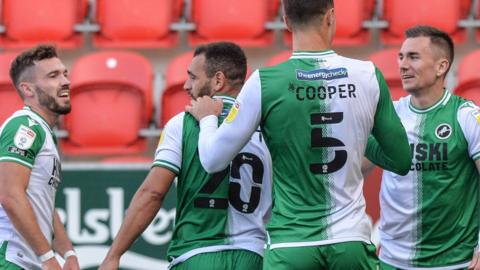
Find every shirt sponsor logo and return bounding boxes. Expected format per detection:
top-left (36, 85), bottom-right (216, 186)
top-left (435, 123), bottom-right (452, 140)
top-left (14, 125), bottom-right (36, 150)
top-left (225, 102), bottom-right (240, 123)
top-left (296, 68), bottom-right (348, 81)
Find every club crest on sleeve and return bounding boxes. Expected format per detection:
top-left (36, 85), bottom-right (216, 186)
top-left (14, 125), bottom-right (36, 150)
top-left (225, 102), bottom-right (240, 123)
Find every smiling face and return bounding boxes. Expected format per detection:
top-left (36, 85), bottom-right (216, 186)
top-left (28, 57), bottom-right (71, 115)
top-left (398, 36), bottom-right (447, 95)
top-left (183, 54), bottom-right (214, 100)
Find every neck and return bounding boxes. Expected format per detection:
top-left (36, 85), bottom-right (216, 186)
top-left (216, 87), bottom-right (240, 99)
top-left (410, 83), bottom-right (446, 109)
top-left (291, 28), bottom-right (331, 52)
top-left (25, 103), bottom-right (58, 127)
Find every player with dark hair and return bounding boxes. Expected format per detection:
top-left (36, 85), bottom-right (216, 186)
top-left (365, 25), bottom-right (480, 270)
top-left (100, 42), bottom-right (272, 270)
top-left (186, 0), bottom-right (411, 269)
top-left (0, 45), bottom-right (78, 270)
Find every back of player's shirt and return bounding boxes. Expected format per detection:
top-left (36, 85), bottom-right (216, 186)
top-left (259, 51), bottom-right (396, 247)
top-left (153, 96), bottom-right (271, 267)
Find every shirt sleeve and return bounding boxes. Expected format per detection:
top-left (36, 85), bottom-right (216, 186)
top-left (365, 67), bottom-right (412, 175)
top-left (457, 101), bottom-right (480, 161)
top-left (152, 112), bottom-right (184, 175)
top-left (0, 116), bottom-right (46, 169)
top-left (198, 70), bottom-right (262, 173)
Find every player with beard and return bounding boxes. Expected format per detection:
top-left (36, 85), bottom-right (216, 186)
top-left (100, 42), bottom-right (272, 270)
top-left (0, 45), bottom-right (79, 270)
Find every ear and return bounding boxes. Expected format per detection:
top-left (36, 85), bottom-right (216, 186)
top-left (211, 71), bottom-right (226, 93)
top-left (326, 8), bottom-right (335, 27)
top-left (283, 15), bottom-right (292, 32)
top-left (18, 82), bottom-right (34, 98)
top-left (436, 58), bottom-right (450, 78)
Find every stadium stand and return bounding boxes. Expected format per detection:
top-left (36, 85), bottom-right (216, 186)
top-left (0, 0), bottom-right (87, 49)
top-left (381, 0), bottom-right (471, 44)
top-left (284, 0), bottom-right (375, 46)
top-left (93, 0), bottom-right (183, 48)
top-left (265, 50), bottom-right (291, 66)
top-left (369, 48), bottom-right (407, 100)
top-left (0, 52), bottom-right (22, 124)
top-left (188, 0), bottom-right (279, 47)
top-left (160, 51), bottom-right (193, 127)
top-left (61, 51), bottom-right (153, 155)
top-left (455, 49), bottom-right (480, 104)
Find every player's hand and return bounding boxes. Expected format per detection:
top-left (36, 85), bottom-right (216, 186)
top-left (98, 256), bottom-right (120, 270)
top-left (41, 257), bottom-right (62, 270)
top-left (186, 96), bottom-right (223, 121)
top-left (468, 251), bottom-right (480, 270)
top-left (62, 255), bottom-right (80, 270)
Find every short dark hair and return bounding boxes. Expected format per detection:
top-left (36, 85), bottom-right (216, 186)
top-left (193, 42), bottom-right (247, 88)
top-left (10, 44), bottom-right (59, 96)
top-left (282, 0), bottom-right (334, 29)
top-left (405, 25), bottom-right (454, 75)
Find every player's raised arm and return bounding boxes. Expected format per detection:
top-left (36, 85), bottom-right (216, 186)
top-left (365, 68), bottom-right (411, 175)
top-left (187, 70), bottom-right (262, 173)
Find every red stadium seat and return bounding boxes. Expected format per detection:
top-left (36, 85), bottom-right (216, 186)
top-left (62, 51), bottom-right (153, 155)
top-left (160, 52), bottom-right (193, 127)
top-left (284, 0), bottom-right (374, 47)
top-left (0, 0), bottom-right (87, 49)
top-left (265, 50), bottom-right (290, 66)
top-left (363, 166), bottom-right (382, 223)
top-left (381, 0), bottom-right (470, 45)
top-left (455, 50), bottom-right (480, 104)
top-left (188, 0), bottom-right (278, 47)
top-left (93, 0), bottom-right (183, 48)
top-left (0, 52), bottom-right (22, 124)
top-left (369, 48), bottom-right (407, 101)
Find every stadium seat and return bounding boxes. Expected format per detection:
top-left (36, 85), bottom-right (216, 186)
top-left (93, 0), bottom-right (183, 48)
top-left (0, 0), bottom-right (87, 49)
top-left (284, 0), bottom-right (374, 47)
top-left (265, 50), bottom-right (291, 66)
top-left (160, 52), bottom-right (193, 127)
top-left (0, 52), bottom-right (22, 124)
top-left (363, 166), bottom-right (382, 223)
top-left (62, 51), bottom-right (153, 155)
top-left (381, 0), bottom-right (470, 44)
top-left (369, 48), bottom-right (407, 100)
top-left (188, 0), bottom-right (278, 47)
top-left (455, 50), bottom-right (480, 104)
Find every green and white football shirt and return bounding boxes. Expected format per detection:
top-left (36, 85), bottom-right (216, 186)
top-left (197, 51), bottom-right (410, 249)
top-left (0, 106), bottom-right (61, 270)
top-left (379, 91), bottom-right (480, 269)
top-left (153, 96), bottom-right (272, 268)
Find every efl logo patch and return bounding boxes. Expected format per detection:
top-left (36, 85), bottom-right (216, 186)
top-left (14, 125), bottom-right (36, 150)
top-left (157, 130), bottom-right (165, 147)
top-left (225, 102), bottom-right (240, 123)
top-left (435, 123), bottom-right (452, 140)
top-left (296, 68), bottom-right (348, 81)
top-left (471, 108), bottom-right (480, 124)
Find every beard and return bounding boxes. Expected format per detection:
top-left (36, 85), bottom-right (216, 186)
top-left (193, 80), bottom-right (213, 100)
top-left (35, 86), bottom-right (71, 115)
